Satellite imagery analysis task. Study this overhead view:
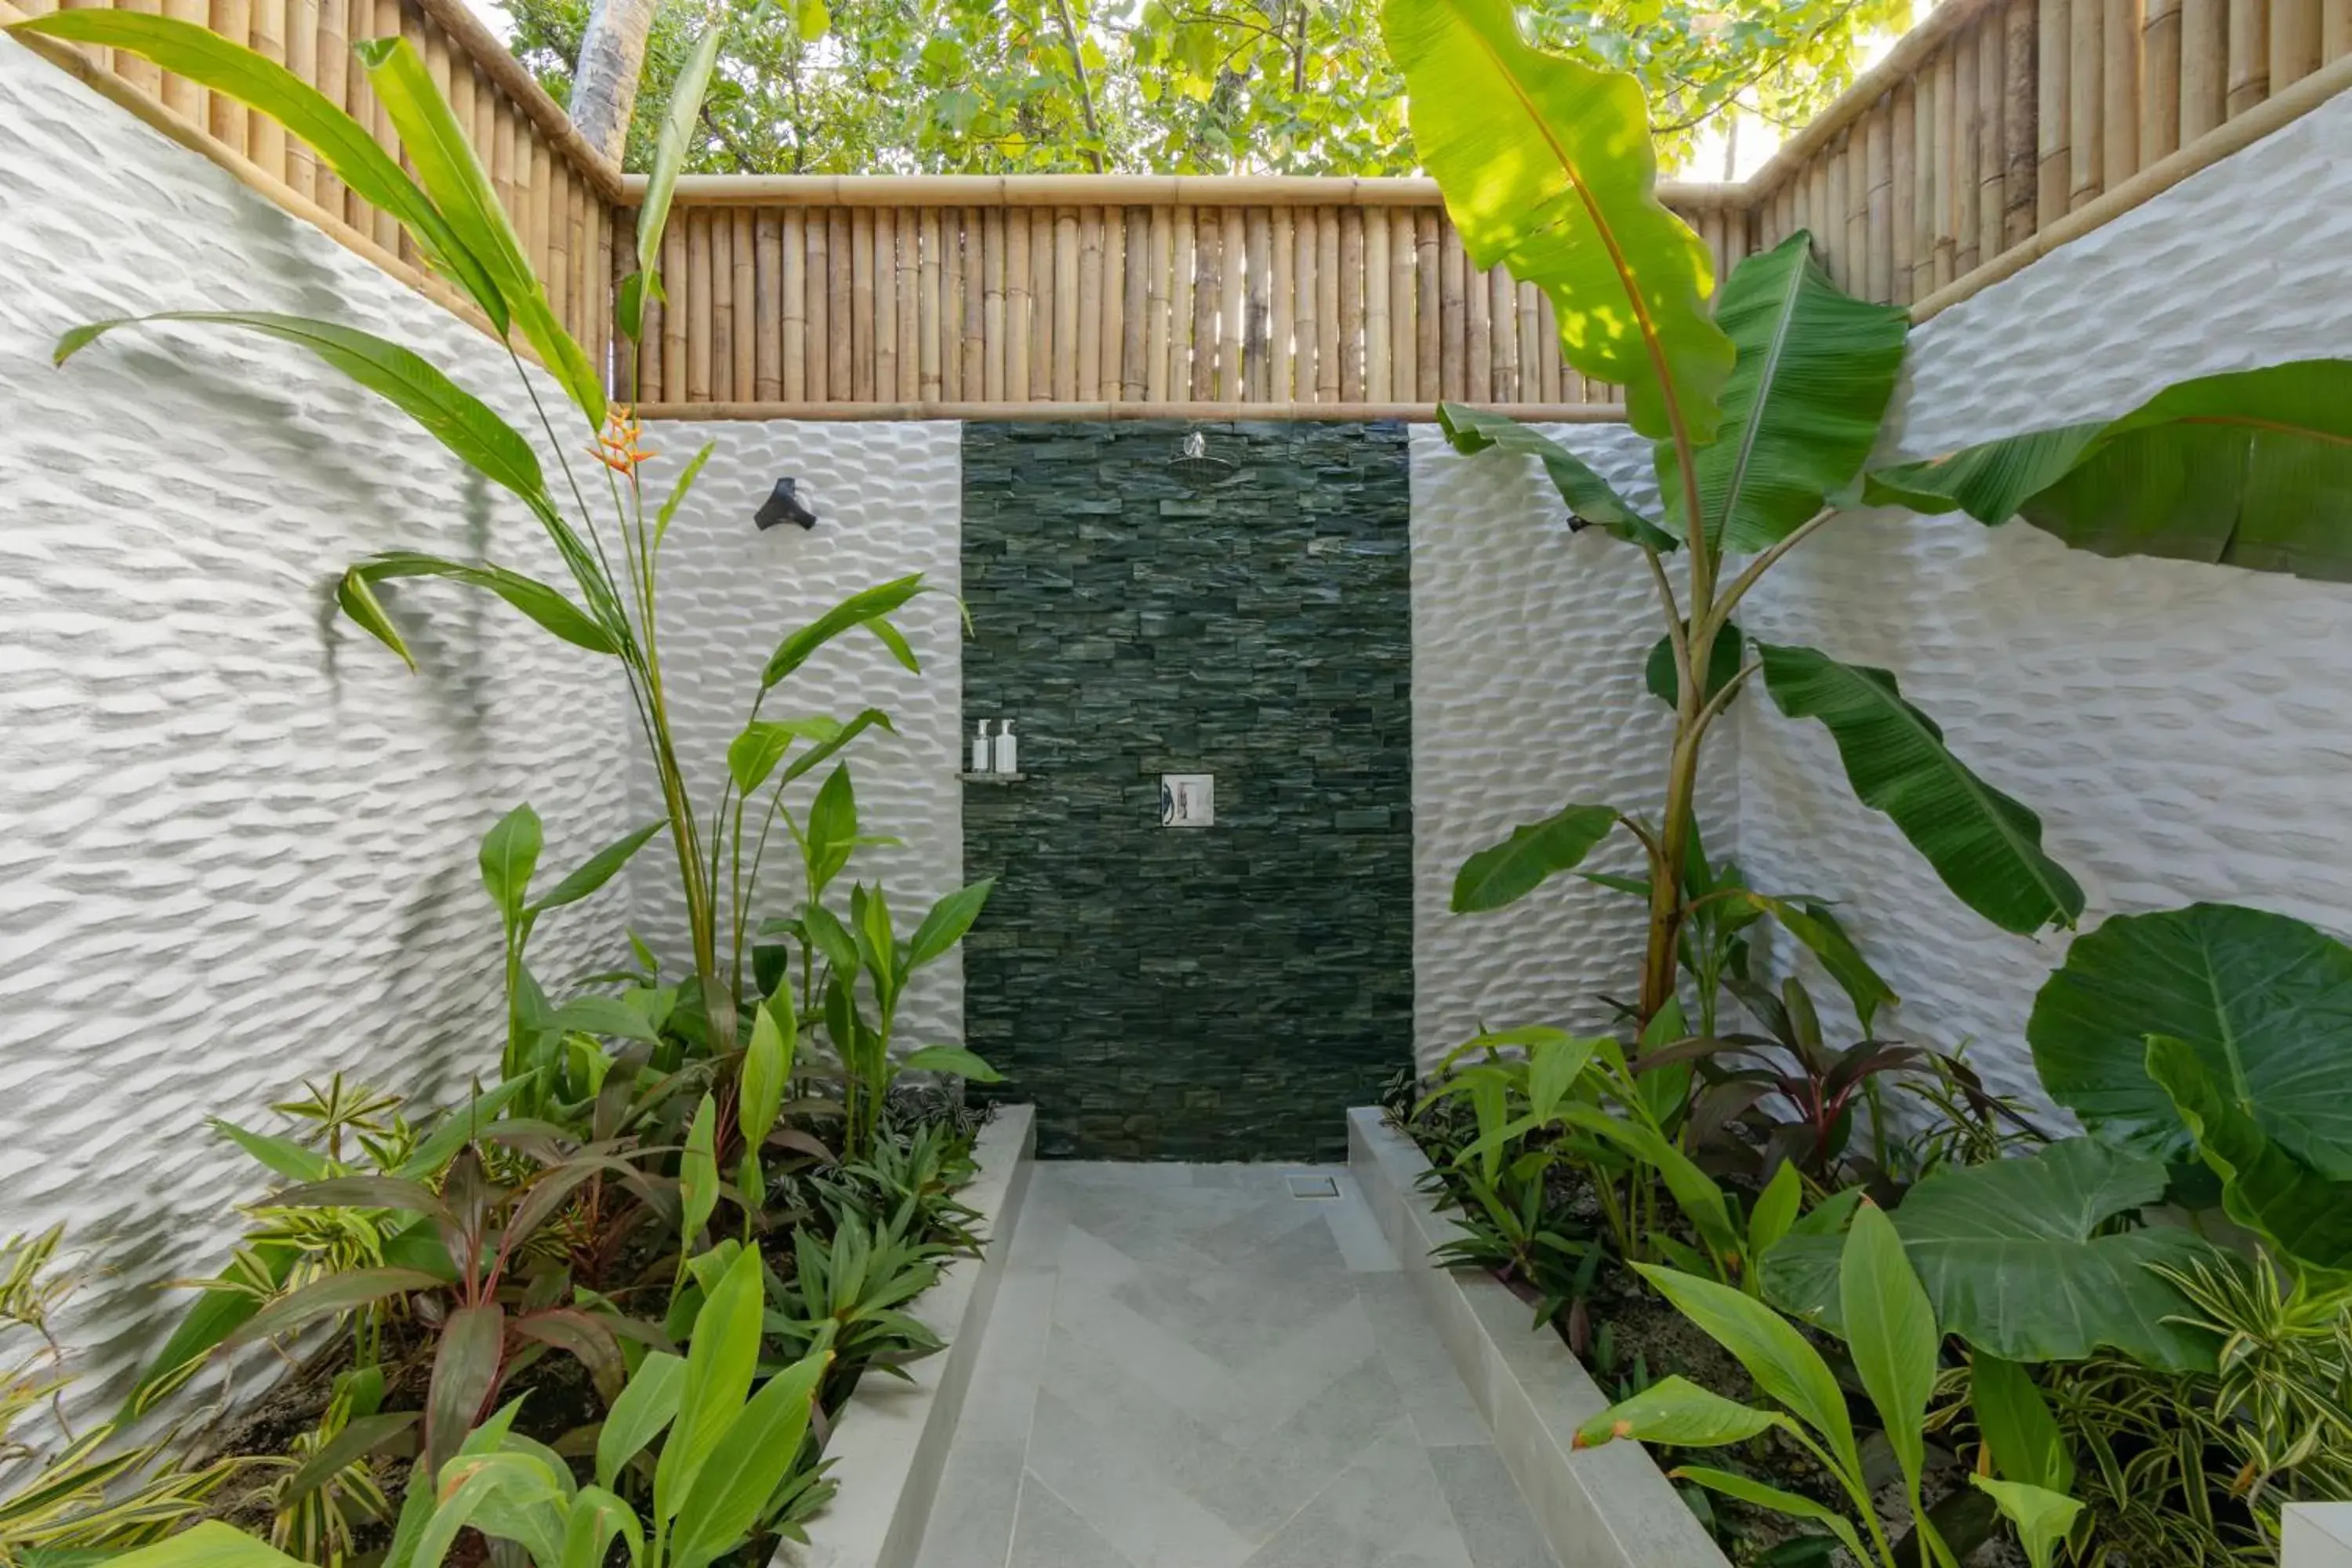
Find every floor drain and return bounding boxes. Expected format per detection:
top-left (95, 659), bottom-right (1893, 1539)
top-left (1286, 1174), bottom-right (1341, 1200)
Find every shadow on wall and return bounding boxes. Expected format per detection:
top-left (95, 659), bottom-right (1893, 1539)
top-left (960, 421), bottom-right (1415, 1163)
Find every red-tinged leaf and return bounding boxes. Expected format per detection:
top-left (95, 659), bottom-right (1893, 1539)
top-left (222, 1268), bottom-right (447, 1349)
top-left (426, 1303), bottom-right (506, 1476)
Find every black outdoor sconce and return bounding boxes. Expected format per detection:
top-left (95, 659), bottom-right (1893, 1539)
top-left (755, 477), bottom-right (819, 532)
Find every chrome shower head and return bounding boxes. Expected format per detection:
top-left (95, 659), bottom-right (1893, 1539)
top-left (1167, 430), bottom-right (1236, 484)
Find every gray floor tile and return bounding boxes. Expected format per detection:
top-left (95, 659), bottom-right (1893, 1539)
top-left (912, 1160), bottom-right (1555, 1568)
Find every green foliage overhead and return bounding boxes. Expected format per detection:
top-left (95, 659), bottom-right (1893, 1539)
top-left (496, 0), bottom-right (1908, 177)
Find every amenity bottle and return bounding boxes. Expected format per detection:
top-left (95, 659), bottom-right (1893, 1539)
top-left (994, 719), bottom-right (1018, 775)
top-left (971, 719), bottom-right (992, 774)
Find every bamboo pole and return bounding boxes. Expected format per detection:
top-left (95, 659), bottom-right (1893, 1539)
top-left (851, 209), bottom-right (877, 402)
top-left (827, 209), bottom-right (851, 402)
top-left (1486, 267), bottom-right (1516, 400)
top-left (2328, 0), bottom-right (2350, 62)
top-left (1537, 291), bottom-right (1560, 403)
top-left (2183, 0), bottom-right (2229, 131)
top-left (2228, 0), bottom-right (2267, 117)
top-left (1192, 207), bottom-right (1221, 401)
top-left (1167, 205), bottom-right (1193, 401)
top-left (869, 207), bottom-right (895, 404)
top-left (1517, 279), bottom-right (1541, 405)
top-left (1316, 206), bottom-right (1342, 403)
top-left (735, 208), bottom-right (760, 401)
top-left (1245, 207), bottom-right (1272, 401)
top-left (1270, 207), bottom-right (1296, 401)
top-left (711, 205), bottom-right (736, 402)
top-left (1005, 207), bottom-right (1032, 401)
top-left (2005, 0), bottom-right (2042, 244)
top-left (1032, 209), bottom-right (1057, 402)
top-left (158, 0), bottom-right (205, 121)
top-left (309, 0), bottom-right (344, 213)
top-left (2069, 0), bottom-right (2105, 200)
top-left (921, 208), bottom-right (945, 401)
top-left (966, 208), bottom-right (989, 401)
top-left (1893, 82), bottom-right (1918, 301)
top-left (1829, 130), bottom-right (1857, 289)
top-left (1294, 209), bottom-right (1319, 401)
top-left (1414, 212), bottom-right (1439, 400)
top-left (209, 0), bottom-right (249, 148)
top-left (985, 207), bottom-right (1008, 401)
top-left (1100, 208), bottom-right (1125, 404)
top-left (644, 398), bottom-right (1631, 422)
top-left (782, 209), bottom-right (806, 402)
top-left (282, 0), bottom-right (316, 193)
top-left (1074, 206), bottom-right (1102, 401)
top-left (614, 223), bottom-right (640, 400)
top-left (1053, 206), bottom-right (1080, 402)
top-left (803, 208), bottom-right (828, 401)
top-left (573, 176), bottom-right (595, 355)
top-left (1339, 207), bottom-right (1367, 402)
top-left (897, 205), bottom-right (921, 401)
top-left (2145, 0), bottom-right (2186, 154)
top-left (1465, 256), bottom-right (1491, 401)
top-left (1122, 208), bottom-right (1149, 402)
top-left (250, 0), bottom-right (286, 173)
top-left (643, 172), bottom-right (1741, 209)
top-left (1977, 20), bottom-right (2006, 251)
top-left (1365, 212), bottom-right (1392, 402)
top-left (2107, 0), bottom-right (2143, 184)
top-left (1389, 211), bottom-right (1416, 403)
top-left (1865, 99), bottom-right (1893, 299)
top-left (2274, 0), bottom-right (2321, 84)
top-left (1220, 205), bottom-right (1246, 401)
top-left (1929, 50), bottom-right (1956, 288)
top-left (2040, 0), bottom-right (2074, 220)
top-left (547, 164), bottom-right (575, 339)
top-left (1953, 42), bottom-right (1982, 275)
top-left (1143, 205), bottom-right (1170, 402)
top-left (681, 209), bottom-right (709, 403)
top-left (1438, 220), bottom-right (1465, 401)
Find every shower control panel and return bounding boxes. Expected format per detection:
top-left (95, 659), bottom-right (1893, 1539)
top-left (1161, 774), bottom-right (1214, 827)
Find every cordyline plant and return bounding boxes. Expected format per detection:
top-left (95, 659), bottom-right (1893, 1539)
top-left (1385, 0), bottom-right (2352, 1033)
top-left (9, 11), bottom-right (929, 1054)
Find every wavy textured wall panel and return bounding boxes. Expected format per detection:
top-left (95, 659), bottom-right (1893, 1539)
top-left (1732, 87), bottom-right (2352, 1113)
top-left (0, 45), bottom-right (629, 1406)
top-left (1407, 424), bottom-right (1742, 1068)
top-left (625, 423), bottom-right (964, 1048)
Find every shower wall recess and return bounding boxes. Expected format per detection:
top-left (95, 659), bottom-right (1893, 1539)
top-left (960, 422), bottom-right (1415, 1160)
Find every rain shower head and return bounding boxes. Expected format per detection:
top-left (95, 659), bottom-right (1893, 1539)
top-left (1168, 430), bottom-right (1236, 484)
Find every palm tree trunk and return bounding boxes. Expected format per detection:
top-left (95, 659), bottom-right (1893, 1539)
top-left (570, 0), bottom-right (659, 163)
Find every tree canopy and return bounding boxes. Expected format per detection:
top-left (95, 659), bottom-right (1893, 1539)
top-left (499, 0), bottom-right (1913, 178)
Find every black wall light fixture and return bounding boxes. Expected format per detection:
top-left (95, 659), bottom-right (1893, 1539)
top-left (755, 477), bottom-right (819, 531)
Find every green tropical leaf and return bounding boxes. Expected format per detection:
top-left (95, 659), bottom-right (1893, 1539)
top-left (1970, 1352), bottom-right (2074, 1493)
top-left (1670, 1467), bottom-right (1871, 1566)
top-left (1969, 1475), bottom-right (2084, 1568)
top-left (1633, 1263), bottom-right (1860, 1472)
top-left (479, 804), bottom-right (543, 924)
top-left (339, 553), bottom-right (615, 671)
top-left (1741, 895), bottom-right (1895, 1036)
top-left (1450, 804), bottom-right (1620, 913)
top-left (625, 23), bottom-right (727, 339)
top-left (655, 1244), bottom-right (764, 1526)
top-left (1571, 1375), bottom-right (1777, 1449)
top-left (2147, 1035), bottom-right (2352, 1277)
top-left (1382, 0), bottom-right (1733, 441)
top-left (1864, 360), bottom-right (2352, 583)
top-left (680, 1094), bottom-right (720, 1247)
top-left (727, 718), bottom-right (838, 795)
top-left (899, 1045), bottom-right (1003, 1082)
top-left (528, 819), bottom-right (666, 915)
top-left (1643, 620), bottom-right (1745, 709)
top-left (1758, 643), bottom-right (2083, 935)
top-left (210, 1118), bottom-right (332, 1183)
top-left (1435, 403), bottom-right (1672, 549)
top-left (540, 996), bottom-right (661, 1043)
top-left (908, 880), bottom-right (994, 970)
top-left (1759, 1138), bottom-right (2218, 1370)
top-left (1838, 1202), bottom-right (1937, 1508)
top-left (762, 577), bottom-right (928, 691)
top-left (99, 1520), bottom-right (309, 1568)
top-left (55, 314), bottom-right (543, 503)
top-left (594, 1351), bottom-right (686, 1490)
top-left (2029, 902), bottom-right (2352, 1174)
top-left (740, 994), bottom-right (795, 1147)
top-left (668, 1346), bottom-right (829, 1568)
top-left (655, 441), bottom-right (717, 554)
top-left (778, 708), bottom-right (896, 788)
top-left (5, 13), bottom-right (503, 324)
top-left (223, 1268), bottom-right (447, 1349)
top-left (1664, 232), bottom-right (1907, 551)
top-left (354, 37), bottom-right (602, 423)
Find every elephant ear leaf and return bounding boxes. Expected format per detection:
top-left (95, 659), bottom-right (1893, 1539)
top-left (1450, 804), bottom-right (1621, 913)
top-left (1666, 232), bottom-right (1908, 551)
top-left (1757, 643), bottom-right (2083, 935)
top-left (2146, 1035), bottom-right (2352, 1279)
top-left (1863, 359), bottom-right (2352, 583)
top-left (2028, 902), bottom-right (2352, 1174)
top-left (1434, 405), bottom-right (1675, 550)
top-left (1382, 0), bottom-right (1733, 443)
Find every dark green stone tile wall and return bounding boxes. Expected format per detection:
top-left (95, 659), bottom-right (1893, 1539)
top-left (960, 422), bottom-right (1414, 1161)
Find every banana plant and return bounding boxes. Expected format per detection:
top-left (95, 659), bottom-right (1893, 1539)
top-left (1387, 0), bottom-right (2352, 1033)
top-left (1574, 1201), bottom-right (2082, 1568)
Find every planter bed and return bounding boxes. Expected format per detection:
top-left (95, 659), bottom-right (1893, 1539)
top-left (1348, 1106), bottom-right (1730, 1568)
top-left (776, 1104), bottom-right (1037, 1568)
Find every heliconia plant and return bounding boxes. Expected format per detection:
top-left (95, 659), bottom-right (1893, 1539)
top-left (1382, 0), bottom-right (2352, 1033)
top-left (6, 9), bottom-right (929, 1054)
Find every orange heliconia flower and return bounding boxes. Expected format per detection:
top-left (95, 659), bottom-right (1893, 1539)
top-left (588, 405), bottom-right (659, 475)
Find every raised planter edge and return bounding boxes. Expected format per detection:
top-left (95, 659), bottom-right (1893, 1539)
top-left (1347, 1105), bottom-right (1731, 1568)
top-left (774, 1102), bottom-right (1037, 1568)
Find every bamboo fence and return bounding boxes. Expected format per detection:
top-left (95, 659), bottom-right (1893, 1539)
top-left (11, 0), bottom-right (2352, 416)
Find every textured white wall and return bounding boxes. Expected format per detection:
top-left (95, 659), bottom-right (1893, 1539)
top-left (0, 43), bottom-right (631, 1403)
top-left (626, 423), bottom-right (965, 1047)
top-left (1410, 90), bottom-right (2352, 1111)
top-left (1408, 424), bottom-right (1743, 1069)
top-left (1733, 87), bottom-right (2352, 1112)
